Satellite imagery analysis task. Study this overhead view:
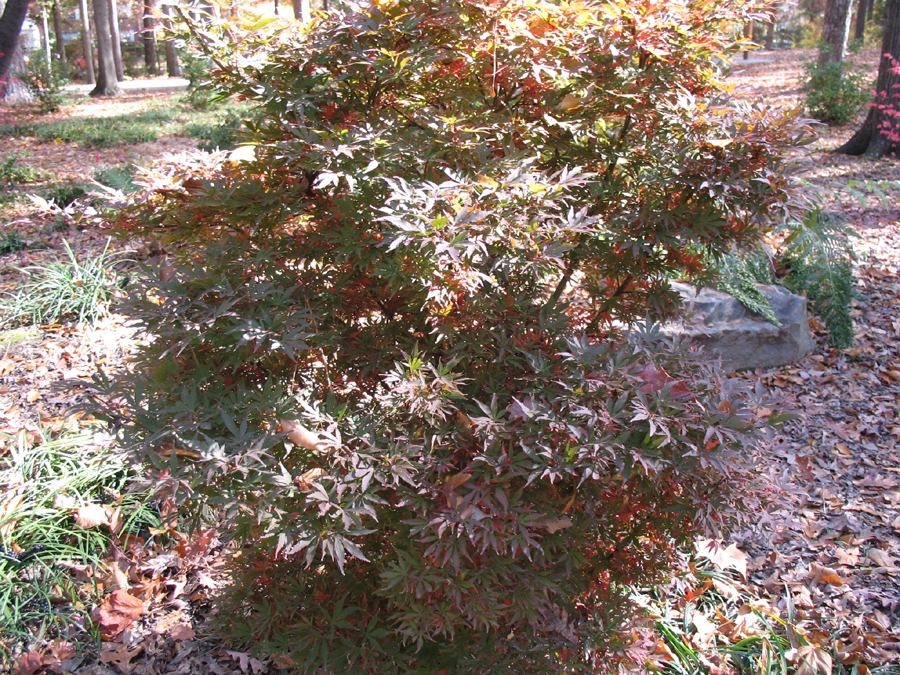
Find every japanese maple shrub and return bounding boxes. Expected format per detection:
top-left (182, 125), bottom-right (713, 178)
top-left (97, 0), bottom-right (810, 672)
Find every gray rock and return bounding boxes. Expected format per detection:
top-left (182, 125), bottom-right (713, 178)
top-left (663, 282), bottom-right (816, 371)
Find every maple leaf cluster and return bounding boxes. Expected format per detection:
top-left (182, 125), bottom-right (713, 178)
top-left (92, 0), bottom-right (815, 671)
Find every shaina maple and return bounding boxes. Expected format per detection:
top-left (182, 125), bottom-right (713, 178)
top-left (95, 0), bottom-right (811, 671)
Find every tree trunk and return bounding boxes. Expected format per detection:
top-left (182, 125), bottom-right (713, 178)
top-left (0, 0), bottom-right (31, 85)
top-left (52, 1), bottom-right (67, 73)
top-left (143, 0), bottom-right (158, 76)
top-left (162, 2), bottom-right (179, 77)
top-left (291, 0), bottom-right (310, 23)
top-left (836, 0), bottom-right (900, 158)
top-left (743, 19), bottom-right (753, 60)
top-left (80, 0), bottom-right (95, 84)
top-left (40, 7), bottom-right (52, 64)
top-left (766, 20), bottom-right (776, 50)
top-left (90, 0), bottom-right (121, 95)
top-left (108, 0), bottom-right (124, 81)
top-left (854, 0), bottom-right (868, 41)
top-left (819, 0), bottom-right (854, 65)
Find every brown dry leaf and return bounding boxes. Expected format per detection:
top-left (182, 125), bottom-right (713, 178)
top-left (0, 493), bottom-right (24, 538)
top-left (533, 516), bottom-right (573, 533)
top-left (46, 639), bottom-right (76, 663)
top-left (227, 651), bottom-right (252, 674)
top-left (445, 472), bottom-right (473, 491)
top-left (695, 539), bottom-right (748, 579)
top-left (0, 358), bottom-right (16, 376)
top-left (154, 444), bottom-right (202, 460)
top-left (279, 419), bottom-right (328, 452)
top-left (834, 547), bottom-right (860, 566)
top-left (95, 589), bottom-right (144, 639)
top-left (794, 646), bottom-right (833, 675)
top-left (690, 612), bottom-right (717, 646)
top-left (169, 624), bottom-right (195, 641)
top-left (791, 584), bottom-right (815, 609)
top-left (106, 506), bottom-right (123, 535)
top-left (74, 503), bottom-right (110, 529)
top-left (866, 610), bottom-right (892, 632)
top-left (25, 390), bottom-right (41, 403)
top-left (99, 645), bottom-right (143, 675)
top-left (51, 494), bottom-right (77, 510)
top-left (296, 467), bottom-right (327, 489)
top-left (808, 562), bottom-right (846, 587)
top-left (153, 610), bottom-right (184, 634)
top-left (10, 652), bottom-right (47, 675)
top-left (866, 548), bottom-right (897, 568)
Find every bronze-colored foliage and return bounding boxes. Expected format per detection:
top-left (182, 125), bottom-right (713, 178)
top-left (95, 1), bottom-right (812, 671)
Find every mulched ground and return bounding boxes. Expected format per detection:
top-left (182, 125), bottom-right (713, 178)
top-left (0, 48), bottom-right (899, 674)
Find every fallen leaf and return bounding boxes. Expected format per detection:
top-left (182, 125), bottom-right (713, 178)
top-left (169, 624), bottom-right (195, 641)
top-left (794, 646), bottom-right (832, 675)
top-left (533, 516), bottom-right (573, 533)
top-left (74, 503), bottom-right (110, 529)
top-left (866, 610), bottom-right (892, 632)
top-left (691, 611), bottom-right (717, 645)
top-left (227, 651), bottom-right (251, 673)
top-left (94, 589), bottom-right (144, 639)
top-left (280, 419), bottom-right (327, 452)
top-left (99, 645), bottom-right (143, 675)
top-left (696, 539), bottom-right (748, 579)
top-left (0, 358), bottom-right (16, 376)
top-left (866, 548), bottom-right (897, 568)
top-left (11, 652), bottom-right (47, 675)
top-left (834, 547), bottom-right (859, 566)
top-left (808, 562), bottom-right (846, 587)
top-left (153, 610), bottom-right (184, 634)
top-left (52, 494), bottom-right (77, 510)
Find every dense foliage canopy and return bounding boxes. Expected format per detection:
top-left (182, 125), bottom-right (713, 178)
top-left (97, 1), bottom-right (812, 671)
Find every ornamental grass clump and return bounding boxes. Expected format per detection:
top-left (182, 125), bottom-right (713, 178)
top-left (94, 0), bottom-right (812, 671)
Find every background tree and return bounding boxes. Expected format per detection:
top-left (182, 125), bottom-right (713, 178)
top-left (90, 0), bottom-right (120, 95)
top-left (142, 0), bottom-right (158, 75)
top-left (819, 0), bottom-right (854, 64)
top-left (0, 0), bottom-right (31, 87)
top-left (80, 0), bottom-right (95, 84)
top-left (108, 0), bottom-right (124, 81)
top-left (837, 0), bottom-right (900, 156)
top-left (291, 0), bottom-right (310, 22)
top-left (854, 0), bottom-right (869, 40)
top-left (161, 2), bottom-right (179, 76)
top-left (52, 0), bottom-right (67, 74)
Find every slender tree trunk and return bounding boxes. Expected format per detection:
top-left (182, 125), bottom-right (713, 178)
top-left (52, 1), bottom-right (67, 73)
top-left (80, 0), bottom-right (95, 84)
top-left (836, 0), bottom-right (900, 158)
top-left (143, 0), bottom-right (158, 76)
top-left (743, 20), bottom-right (754, 60)
top-left (0, 0), bottom-right (31, 85)
top-left (91, 0), bottom-right (121, 95)
top-left (292, 0), bottom-right (310, 23)
top-left (819, 0), bottom-right (854, 65)
top-left (39, 8), bottom-right (52, 64)
top-left (108, 0), bottom-right (124, 81)
top-left (766, 20), bottom-right (776, 50)
top-left (161, 2), bottom-right (179, 77)
top-left (854, 0), bottom-right (868, 41)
